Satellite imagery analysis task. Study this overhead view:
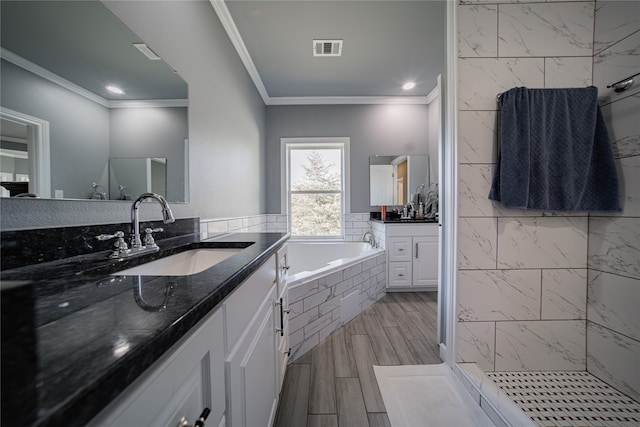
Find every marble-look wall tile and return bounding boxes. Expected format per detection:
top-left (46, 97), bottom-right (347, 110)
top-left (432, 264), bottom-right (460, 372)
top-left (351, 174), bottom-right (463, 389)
top-left (498, 217), bottom-right (588, 269)
top-left (457, 321), bottom-right (496, 372)
top-left (594, 1), bottom-right (640, 54)
top-left (458, 269), bottom-right (541, 321)
top-left (587, 322), bottom-right (640, 402)
top-left (458, 111), bottom-right (498, 164)
top-left (458, 58), bottom-right (544, 110)
top-left (541, 269), bottom-right (587, 320)
top-left (588, 270), bottom-right (640, 342)
top-left (495, 320), bottom-right (586, 371)
top-left (594, 31), bottom-right (640, 103)
top-left (544, 57), bottom-right (593, 88)
top-left (498, 3), bottom-right (594, 57)
top-left (458, 217), bottom-right (497, 270)
top-left (588, 217), bottom-right (640, 279)
top-left (460, 0), bottom-right (545, 4)
top-left (601, 93), bottom-right (640, 159)
top-left (459, 5), bottom-right (498, 58)
top-left (618, 155), bottom-right (640, 217)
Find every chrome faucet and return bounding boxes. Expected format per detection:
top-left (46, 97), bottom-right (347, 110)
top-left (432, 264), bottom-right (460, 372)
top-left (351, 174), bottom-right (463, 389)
top-left (130, 192), bottom-right (175, 253)
top-left (362, 231), bottom-right (375, 247)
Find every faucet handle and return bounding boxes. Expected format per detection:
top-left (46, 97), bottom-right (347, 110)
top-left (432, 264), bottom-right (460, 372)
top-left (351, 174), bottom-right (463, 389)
top-left (96, 231), bottom-right (130, 258)
top-left (144, 227), bottom-right (164, 248)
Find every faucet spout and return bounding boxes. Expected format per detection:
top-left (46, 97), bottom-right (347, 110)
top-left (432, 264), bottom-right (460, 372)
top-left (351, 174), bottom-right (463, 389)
top-left (361, 231), bottom-right (375, 247)
top-left (131, 192), bottom-right (175, 250)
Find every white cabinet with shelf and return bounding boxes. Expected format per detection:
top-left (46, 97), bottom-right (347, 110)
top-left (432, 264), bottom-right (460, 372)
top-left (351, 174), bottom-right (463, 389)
top-left (386, 224), bottom-right (438, 290)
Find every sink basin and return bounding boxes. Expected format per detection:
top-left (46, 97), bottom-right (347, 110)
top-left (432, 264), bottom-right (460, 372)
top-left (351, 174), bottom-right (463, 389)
top-left (113, 248), bottom-right (242, 276)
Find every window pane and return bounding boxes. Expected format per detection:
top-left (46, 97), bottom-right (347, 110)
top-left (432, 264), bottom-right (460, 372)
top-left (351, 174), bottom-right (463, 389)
top-left (291, 193), bottom-right (341, 236)
top-left (290, 149), bottom-right (341, 191)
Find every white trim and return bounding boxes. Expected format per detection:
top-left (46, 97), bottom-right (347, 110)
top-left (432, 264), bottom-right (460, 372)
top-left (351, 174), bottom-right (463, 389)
top-left (2, 48), bottom-right (188, 109)
top-left (267, 96), bottom-right (434, 106)
top-left (425, 85), bottom-right (440, 105)
top-left (209, 0), bottom-right (270, 103)
top-left (441, 0), bottom-right (459, 367)
top-left (0, 107), bottom-right (51, 198)
top-left (281, 137), bottom-right (350, 238)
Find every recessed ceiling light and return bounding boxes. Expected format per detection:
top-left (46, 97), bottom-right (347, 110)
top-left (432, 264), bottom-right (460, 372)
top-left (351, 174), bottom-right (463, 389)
top-left (133, 42), bottom-right (162, 61)
top-left (106, 85), bottom-right (124, 95)
top-left (402, 81), bottom-right (416, 90)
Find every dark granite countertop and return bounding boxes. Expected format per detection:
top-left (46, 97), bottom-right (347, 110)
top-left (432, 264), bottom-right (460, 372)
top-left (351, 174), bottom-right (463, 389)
top-left (1, 231), bottom-right (288, 427)
top-left (371, 218), bottom-right (438, 224)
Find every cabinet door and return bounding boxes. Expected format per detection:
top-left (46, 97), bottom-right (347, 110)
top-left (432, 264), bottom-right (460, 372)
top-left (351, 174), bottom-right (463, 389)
top-left (276, 284), bottom-right (289, 392)
top-left (388, 237), bottom-right (412, 262)
top-left (388, 262), bottom-right (412, 287)
top-left (413, 236), bottom-right (438, 288)
top-left (91, 309), bottom-right (225, 427)
top-left (226, 286), bottom-right (278, 427)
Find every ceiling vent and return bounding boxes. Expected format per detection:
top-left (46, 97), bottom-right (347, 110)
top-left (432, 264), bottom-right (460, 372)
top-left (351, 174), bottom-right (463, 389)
top-left (313, 40), bottom-right (343, 57)
top-left (133, 43), bottom-right (162, 61)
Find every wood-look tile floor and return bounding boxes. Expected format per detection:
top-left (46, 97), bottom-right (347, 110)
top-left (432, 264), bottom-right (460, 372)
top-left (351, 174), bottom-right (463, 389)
top-left (274, 292), bottom-right (441, 427)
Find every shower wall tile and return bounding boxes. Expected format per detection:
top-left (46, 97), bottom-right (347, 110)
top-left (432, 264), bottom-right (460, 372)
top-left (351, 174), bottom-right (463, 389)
top-left (497, 217), bottom-right (588, 269)
top-left (458, 58), bottom-right (544, 110)
top-left (588, 217), bottom-right (640, 279)
top-left (541, 269), bottom-right (587, 320)
top-left (498, 3), bottom-right (594, 57)
top-left (618, 155), bottom-right (640, 217)
top-left (594, 1), bottom-right (640, 54)
top-left (458, 217), bottom-right (497, 270)
top-left (594, 30), bottom-right (640, 103)
top-left (587, 322), bottom-right (640, 402)
top-left (601, 93), bottom-right (640, 159)
top-left (495, 320), bottom-right (586, 371)
top-left (588, 270), bottom-right (640, 342)
top-left (544, 57), bottom-right (593, 88)
top-left (458, 269), bottom-right (541, 321)
top-left (458, 164), bottom-right (497, 217)
top-left (458, 4), bottom-right (498, 58)
top-left (458, 111), bottom-right (497, 164)
top-left (457, 321), bottom-right (496, 372)
top-left (460, 0), bottom-right (545, 4)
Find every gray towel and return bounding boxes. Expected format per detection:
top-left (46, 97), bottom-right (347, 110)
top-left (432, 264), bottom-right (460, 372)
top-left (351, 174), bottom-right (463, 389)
top-left (489, 86), bottom-right (621, 212)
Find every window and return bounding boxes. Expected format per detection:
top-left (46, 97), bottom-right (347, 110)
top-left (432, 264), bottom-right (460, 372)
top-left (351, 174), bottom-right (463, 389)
top-left (282, 138), bottom-right (349, 239)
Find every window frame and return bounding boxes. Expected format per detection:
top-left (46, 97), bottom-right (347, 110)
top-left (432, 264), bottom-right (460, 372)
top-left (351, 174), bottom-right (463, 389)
top-left (281, 137), bottom-right (350, 240)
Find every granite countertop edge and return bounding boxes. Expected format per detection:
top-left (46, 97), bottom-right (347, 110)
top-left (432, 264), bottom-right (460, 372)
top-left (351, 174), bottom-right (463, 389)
top-left (2, 231), bottom-right (289, 427)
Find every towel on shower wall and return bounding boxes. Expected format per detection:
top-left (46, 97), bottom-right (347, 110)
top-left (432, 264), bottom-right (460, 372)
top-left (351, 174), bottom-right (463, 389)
top-left (488, 86), bottom-right (621, 212)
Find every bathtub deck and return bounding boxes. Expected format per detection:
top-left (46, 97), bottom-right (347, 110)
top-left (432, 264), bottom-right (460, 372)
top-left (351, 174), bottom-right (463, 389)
top-left (274, 291), bottom-right (441, 427)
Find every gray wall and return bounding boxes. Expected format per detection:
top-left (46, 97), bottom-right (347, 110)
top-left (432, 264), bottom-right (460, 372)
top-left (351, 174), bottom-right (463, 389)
top-left (1, 59), bottom-right (111, 199)
top-left (110, 107), bottom-right (187, 202)
top-left (1, 1), bottom-right (266, 229)
top-left (265, 104), bottom-right (430, 214)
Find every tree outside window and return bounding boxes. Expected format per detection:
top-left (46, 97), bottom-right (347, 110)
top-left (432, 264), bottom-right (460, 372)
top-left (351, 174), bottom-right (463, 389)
top-left (287, 143), bottom-right (345, 238)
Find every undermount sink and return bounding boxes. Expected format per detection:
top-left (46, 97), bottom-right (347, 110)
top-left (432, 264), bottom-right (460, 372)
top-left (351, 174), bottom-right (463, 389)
top-left (112, 248), bottom-right (243, 276)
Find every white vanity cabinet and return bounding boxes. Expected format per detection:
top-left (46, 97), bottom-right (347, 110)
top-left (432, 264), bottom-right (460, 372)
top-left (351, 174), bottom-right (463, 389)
top-left (386, 224), bottom-right (438, 290)
top-left (89, 245), bottom-right (289, 427)
top-left (88, 308), bottom-right (226, 427)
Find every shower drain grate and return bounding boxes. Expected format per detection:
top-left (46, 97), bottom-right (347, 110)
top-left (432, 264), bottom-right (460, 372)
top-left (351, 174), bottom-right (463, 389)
top-left (487, 371), bottom-right (640, 427)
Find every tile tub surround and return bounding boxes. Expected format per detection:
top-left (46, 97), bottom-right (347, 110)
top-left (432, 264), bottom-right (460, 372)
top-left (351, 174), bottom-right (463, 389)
top-left (287, 252), bottom-right (387, 361)
top-left (0, 231), bottom-right (288, 427)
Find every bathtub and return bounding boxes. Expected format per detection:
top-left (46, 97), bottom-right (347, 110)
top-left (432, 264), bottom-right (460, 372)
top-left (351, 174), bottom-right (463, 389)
top-left (287, 241), bottom-right (384, 286)
top-left (286, 241), bottom-right (387, 360)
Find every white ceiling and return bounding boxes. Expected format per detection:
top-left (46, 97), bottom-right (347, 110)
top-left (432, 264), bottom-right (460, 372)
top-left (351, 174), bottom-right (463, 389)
top-left (217, 0), bottom-right (446, 105)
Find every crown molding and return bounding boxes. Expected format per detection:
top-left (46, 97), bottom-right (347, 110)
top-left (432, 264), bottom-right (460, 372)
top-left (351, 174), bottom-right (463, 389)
top-left (2, 48), bottom-right (109, 107)
top-left (2, 48), bottom-right (187, 109)
top-left (209, 0), bottom-right (270, 104)
top-left (266, 95), bottom-right (433, 106)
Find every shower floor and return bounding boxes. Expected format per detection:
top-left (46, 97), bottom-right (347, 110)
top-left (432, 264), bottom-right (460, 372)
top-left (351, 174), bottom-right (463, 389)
top-left (486, 371), bottom-right (640, 427)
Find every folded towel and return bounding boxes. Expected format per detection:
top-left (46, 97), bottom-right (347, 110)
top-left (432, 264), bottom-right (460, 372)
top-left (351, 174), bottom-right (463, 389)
top-left (489, 86), bottom-right (621, 212)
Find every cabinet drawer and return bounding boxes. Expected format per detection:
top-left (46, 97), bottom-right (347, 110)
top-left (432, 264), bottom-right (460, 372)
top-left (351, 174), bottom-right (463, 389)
top-left (388, 237), bottom-right (412, 262)
top-left (276, 245), bottom-right (289, 296)
top-left (388, 262), bottom-right (412, 287)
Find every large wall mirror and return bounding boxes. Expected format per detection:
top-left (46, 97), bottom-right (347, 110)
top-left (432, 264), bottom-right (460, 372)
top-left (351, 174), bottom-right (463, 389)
top-left (370, 155), bottom-right (430, 206)
top-left (0, 1), bottom-right (189, 202)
